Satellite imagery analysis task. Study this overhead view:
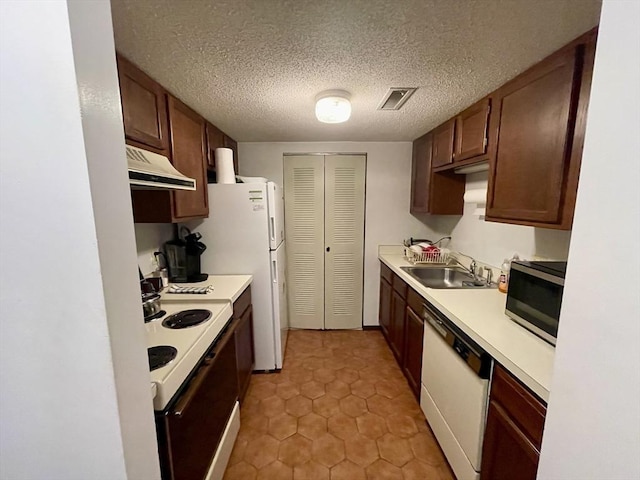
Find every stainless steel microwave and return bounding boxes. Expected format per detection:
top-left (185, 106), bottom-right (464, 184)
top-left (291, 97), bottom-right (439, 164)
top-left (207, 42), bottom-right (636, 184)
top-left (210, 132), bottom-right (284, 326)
top-left (505, 261), bottom-right (567, 345)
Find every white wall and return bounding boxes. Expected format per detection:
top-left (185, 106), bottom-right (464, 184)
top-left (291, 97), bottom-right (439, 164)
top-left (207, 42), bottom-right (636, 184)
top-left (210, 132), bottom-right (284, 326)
top-left (0, 2), bottom-right (160, 479)
top-left (135, 223), bottom-right (175, 275)
top-left (537, 1), bottom-right (640, 478)
top-left (239, 142), bottom-right (449, 325)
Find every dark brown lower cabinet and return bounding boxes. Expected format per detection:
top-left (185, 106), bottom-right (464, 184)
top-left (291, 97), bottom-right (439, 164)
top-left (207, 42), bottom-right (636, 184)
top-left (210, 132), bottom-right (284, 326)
top-left (232, 286), bottom-right (255, 404)
top-left (403, 307), bottom-right (423, 397)
top-left (379, 277), bottom-right (392, 339)
top-left (481, 364), bottom-right (547, 480)
top-left (390, 289), bottom-right (406, 362)
top-left (379, 262), bottom-right (424, 400)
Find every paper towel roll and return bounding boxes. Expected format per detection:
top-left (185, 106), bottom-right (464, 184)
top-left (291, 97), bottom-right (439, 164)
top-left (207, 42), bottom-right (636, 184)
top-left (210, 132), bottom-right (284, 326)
top-left (463, 188), bottom-right (488, 204)
top-left (215, 148), bottom-right (236, 184)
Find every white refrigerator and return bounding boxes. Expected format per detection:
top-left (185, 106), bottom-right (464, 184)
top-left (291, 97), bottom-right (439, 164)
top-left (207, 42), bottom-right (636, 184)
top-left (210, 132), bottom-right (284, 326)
top-left (194, 182), bottom-right (288, 371)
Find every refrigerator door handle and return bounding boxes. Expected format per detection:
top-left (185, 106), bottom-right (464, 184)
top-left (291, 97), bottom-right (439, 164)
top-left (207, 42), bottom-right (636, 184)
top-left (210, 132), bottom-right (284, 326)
top-left (269, 217), bottom-right (275, 242)
top-left (272, 260), bottom-right (277, 283)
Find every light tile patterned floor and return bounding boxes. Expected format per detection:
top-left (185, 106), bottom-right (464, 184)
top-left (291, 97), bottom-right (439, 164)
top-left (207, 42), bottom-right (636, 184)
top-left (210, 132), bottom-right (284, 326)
top-left (224, 329), bottom-right (454, 480)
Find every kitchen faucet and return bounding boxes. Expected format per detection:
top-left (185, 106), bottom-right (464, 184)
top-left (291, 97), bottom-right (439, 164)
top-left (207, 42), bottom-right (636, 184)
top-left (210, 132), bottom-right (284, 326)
top-left (450, 254), bottom-right (480, 281)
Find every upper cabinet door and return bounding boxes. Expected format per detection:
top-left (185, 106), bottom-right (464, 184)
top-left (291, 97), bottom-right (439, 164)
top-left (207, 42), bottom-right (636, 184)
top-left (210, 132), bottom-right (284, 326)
top-left (454, 98), bottom-right (490, 162)
top-left (431, 119), bottom-right (455, 168)
top-left (223, 134), bottom-right (239, 174)
top-left (167, 95), bottom-right (209, 219)
top-left (486, 44), bottom-right (584, 226)
top-left (116, 55), bottom-right (169, 153)
top-left (205, 122), bottom-right (225, 170)
top-left (410, 133), bottom-right (432, 214)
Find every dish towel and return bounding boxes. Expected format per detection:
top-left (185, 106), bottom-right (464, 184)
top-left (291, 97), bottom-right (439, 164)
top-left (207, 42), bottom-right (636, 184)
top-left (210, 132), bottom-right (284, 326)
top-left (167, 285), bottom-right (214, 294)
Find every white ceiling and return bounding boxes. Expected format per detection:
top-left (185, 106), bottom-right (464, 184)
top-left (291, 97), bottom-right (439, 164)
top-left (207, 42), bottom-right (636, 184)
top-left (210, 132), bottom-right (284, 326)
top-left (110, 0), bottom-right (601, 142)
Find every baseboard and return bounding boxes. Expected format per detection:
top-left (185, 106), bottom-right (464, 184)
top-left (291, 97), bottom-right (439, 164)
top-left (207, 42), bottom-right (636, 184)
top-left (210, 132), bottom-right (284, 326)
top-left (362, 325), bottom-right (381, 331)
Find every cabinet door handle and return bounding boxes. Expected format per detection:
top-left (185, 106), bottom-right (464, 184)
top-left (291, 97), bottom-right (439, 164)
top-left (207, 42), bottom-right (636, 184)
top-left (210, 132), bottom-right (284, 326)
top-left (326, 247), bottom-right (330, 252)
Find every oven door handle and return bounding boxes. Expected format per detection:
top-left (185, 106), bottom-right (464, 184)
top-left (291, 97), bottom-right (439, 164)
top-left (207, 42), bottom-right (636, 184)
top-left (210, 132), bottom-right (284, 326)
top-left (172, 352), bottom-right (217, 417)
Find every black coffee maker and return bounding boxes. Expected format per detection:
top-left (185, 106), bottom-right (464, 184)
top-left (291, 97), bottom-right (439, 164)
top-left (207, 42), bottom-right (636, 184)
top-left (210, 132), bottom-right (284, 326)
top-left (164, 227), bottom-right (208, 283)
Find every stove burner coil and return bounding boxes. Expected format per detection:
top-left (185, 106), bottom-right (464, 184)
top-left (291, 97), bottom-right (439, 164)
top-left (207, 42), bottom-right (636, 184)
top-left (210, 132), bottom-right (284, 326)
top-left (148, 345), bottom-right (177, 371)
top-left (162, 309), bottom-right (212, 329)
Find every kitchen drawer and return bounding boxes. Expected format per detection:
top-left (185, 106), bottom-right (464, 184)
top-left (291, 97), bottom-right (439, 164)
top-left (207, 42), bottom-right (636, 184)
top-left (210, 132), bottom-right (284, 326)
top-left (380, 262), bottom-right (393, 284)
top-left (491, 364), bottom-right (547, 449)
top-left (392, 274), bottom-right (408, 298)
top-left (232, 286), bottom-right (252, 319)
top-left (406, 287), bottom-right (423, 315)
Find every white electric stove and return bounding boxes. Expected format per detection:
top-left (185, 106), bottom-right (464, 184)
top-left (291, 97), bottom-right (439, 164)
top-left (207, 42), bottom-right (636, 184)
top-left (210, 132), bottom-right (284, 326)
top-left (145, 300), bottom-right (233, 410)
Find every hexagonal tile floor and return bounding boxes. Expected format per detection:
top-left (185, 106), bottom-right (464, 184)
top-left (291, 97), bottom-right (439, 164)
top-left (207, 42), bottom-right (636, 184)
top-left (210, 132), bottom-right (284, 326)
top-left (224, 330), bottom-right (455, 480)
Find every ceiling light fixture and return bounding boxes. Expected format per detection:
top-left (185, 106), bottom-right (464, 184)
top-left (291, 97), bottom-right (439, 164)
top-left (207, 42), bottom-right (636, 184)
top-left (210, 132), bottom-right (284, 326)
top-left (315, 90), bottom-right (351, 124)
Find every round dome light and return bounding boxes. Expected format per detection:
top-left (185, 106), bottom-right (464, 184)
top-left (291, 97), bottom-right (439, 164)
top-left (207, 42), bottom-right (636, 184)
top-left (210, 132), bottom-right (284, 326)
top-left (315, 90), bottom-right (351, 124)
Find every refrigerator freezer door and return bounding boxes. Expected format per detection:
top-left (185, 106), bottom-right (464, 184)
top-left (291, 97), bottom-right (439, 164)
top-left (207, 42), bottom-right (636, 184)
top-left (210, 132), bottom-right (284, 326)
top-left (270, 243), bottom-right (288, 369)
top-left (267, 182), bottom-right (285, 250)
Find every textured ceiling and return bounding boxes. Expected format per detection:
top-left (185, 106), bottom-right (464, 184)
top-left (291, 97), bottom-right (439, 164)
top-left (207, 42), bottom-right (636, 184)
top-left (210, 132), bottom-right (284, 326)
top-left (110, 0), bottom-right (601, 142)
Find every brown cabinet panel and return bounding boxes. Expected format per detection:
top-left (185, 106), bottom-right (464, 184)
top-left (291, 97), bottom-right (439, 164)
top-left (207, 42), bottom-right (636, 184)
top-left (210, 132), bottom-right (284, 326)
top-left (390, 289), bottom-right (406, 362)
top-left (491, 364), bottom-right (546, 449)
top-left (379, 277), bottom-right (392, 340)
top-left (205, 122), bottom-right (225, 170)
top-left (116, 54), bottom-right (169, 153)
top-left (455, 98), bottom-right (490, 162)
top-left (431, 119), bottom-right (455, 168)
top-left (402, 305), bottom-right (423, 400)
top-left (167, 95), bottom-right (209, 220)
top-left (481, 364), bottom-right (547, 480)
top-left (380, 262), bottom-right (393, 284)
top-left (392, 273), bottom-right (408, 298)
top-left (410, 132), bottom-right (465, 215)
top-left (410, 133), bottom-right (433, 214)
top-left (235, 304), bottom-right (254, 404)
top-left (486, 29), bottom-right (596, 229)
top-left (487, 51), bottom-right (576, 224)
top-left (481, 400), bottom-right (540, 480)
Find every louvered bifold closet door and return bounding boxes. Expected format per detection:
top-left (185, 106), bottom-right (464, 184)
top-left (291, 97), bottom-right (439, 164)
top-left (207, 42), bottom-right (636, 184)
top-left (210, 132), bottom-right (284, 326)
top-left (284, 156), bottom-right (325, 329)
top-left (324, 155), bottom-right (366, 329)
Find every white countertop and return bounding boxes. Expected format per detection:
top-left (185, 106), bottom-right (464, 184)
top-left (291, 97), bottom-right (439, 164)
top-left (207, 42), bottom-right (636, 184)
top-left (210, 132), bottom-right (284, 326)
top-left (160, 275), bottom-right (253, 303)
top-left (379, 249), bottom-right (555, 402)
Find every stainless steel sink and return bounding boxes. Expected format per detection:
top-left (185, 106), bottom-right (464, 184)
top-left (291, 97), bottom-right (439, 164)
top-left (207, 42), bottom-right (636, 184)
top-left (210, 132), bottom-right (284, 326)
top-left (400, 266), bottom-right (496, 289)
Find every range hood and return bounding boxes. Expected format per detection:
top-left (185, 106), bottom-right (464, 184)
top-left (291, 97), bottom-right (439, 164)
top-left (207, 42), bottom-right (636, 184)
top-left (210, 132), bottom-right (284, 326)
top-left (127, 145), bottom-right (196, 191)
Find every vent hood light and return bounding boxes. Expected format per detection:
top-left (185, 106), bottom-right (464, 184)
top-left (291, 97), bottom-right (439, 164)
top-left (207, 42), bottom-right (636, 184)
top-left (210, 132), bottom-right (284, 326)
top-left (377, 87), bottom-right (417, 110)
top-left (315, 90), bottom-right (351, 124)
top-left (127, 145), bottom-right (196, 190)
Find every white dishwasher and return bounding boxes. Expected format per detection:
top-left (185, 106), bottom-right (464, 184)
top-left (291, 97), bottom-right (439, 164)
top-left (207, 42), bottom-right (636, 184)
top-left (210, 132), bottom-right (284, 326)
top-left (420, 301), bottom-right (493, 480)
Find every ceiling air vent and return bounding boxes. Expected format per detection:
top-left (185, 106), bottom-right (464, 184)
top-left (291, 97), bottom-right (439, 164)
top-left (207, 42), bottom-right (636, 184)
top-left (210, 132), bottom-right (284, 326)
top-left (377, 87), bottom-right (417, 111)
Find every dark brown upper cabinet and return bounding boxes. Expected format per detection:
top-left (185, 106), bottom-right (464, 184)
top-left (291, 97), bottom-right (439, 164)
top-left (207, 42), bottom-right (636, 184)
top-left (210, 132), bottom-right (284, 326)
top-left (411, 133), bottom-right (465, 215)
top-left (168, 95), bottom-right (209, 220)
top-left (410, 133), bottom-right (433, 214)
top-left (205, 122), bottom-right (225, 170)
top-left (130, 96), bottom-right (209, 223)
top-left (486, 29), bottom-right (596, 229)
top-left (116, 54), bottom-right (169, 154)
top-left (206, 126), bottom-right (239, 176)
top-left (454, 98), bottom-right (491, 162)
top-left (431, 119), bottom-right (455, 168)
